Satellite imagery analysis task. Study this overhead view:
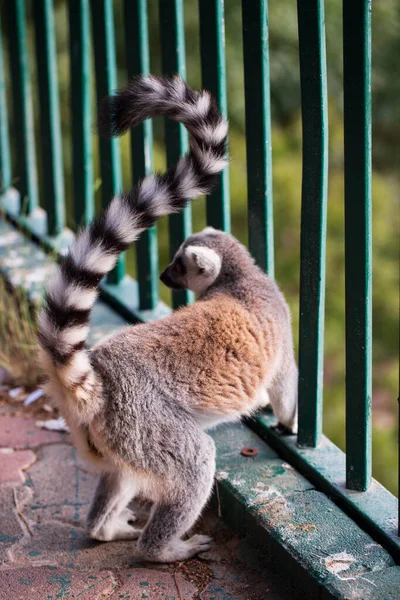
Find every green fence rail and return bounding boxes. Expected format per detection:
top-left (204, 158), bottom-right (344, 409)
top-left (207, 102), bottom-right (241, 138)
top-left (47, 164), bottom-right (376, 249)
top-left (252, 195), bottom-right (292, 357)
top-left (343, 0), bottom-right (372, 493)
top-left (160, 0), bottom-right (193, 309)
top-left (0, 0), bottom-right (398, 562)
top-left (91, 0), bottom-right (124, 284)
top-left (297, 0), bottom-right (328, 449)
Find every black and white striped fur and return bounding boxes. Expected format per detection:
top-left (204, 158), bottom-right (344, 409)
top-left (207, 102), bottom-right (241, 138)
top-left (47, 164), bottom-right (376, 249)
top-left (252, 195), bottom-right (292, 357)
top-left (37, 75), bottom-right (228, 423)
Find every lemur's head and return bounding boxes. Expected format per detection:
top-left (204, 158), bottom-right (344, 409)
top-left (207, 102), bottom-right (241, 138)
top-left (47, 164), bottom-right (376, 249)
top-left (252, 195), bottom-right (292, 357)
top-left (160, 227), bottom-right (252, 296)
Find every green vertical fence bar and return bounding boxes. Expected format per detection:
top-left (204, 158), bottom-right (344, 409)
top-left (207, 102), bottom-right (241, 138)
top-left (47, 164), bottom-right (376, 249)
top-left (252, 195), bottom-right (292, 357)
top-left (91, 0), bottom-right (124, 284)
top-left (33, 0), bottom-right (65, 235)
top-left (159, 0), bottom-right (193, 308)
top-left (199, 0), bottom-right (230, 232)
top-left (343, 0), bottom-right (372, 491)
top-left (296, 0), bottom-right (328, 448)
top-left (242, 0), bottom-right (274, 276)
top-left (124, 0), bottom-right (158, 311)
top-left (7, 0), bottom-right (38, 214)
top-left (0, 10), bottom-right (11, 193)
top-left (68, 0), bottom-right (93, 228)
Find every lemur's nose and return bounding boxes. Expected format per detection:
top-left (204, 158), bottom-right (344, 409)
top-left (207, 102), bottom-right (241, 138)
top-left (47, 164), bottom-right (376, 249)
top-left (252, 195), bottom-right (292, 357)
top-left (159, 268), bottom-right (172, 286)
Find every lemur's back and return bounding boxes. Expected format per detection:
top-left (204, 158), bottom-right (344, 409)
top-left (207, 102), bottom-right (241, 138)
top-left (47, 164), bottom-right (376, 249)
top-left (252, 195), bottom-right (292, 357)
top-left (91, 294), bottom-right (277, 419)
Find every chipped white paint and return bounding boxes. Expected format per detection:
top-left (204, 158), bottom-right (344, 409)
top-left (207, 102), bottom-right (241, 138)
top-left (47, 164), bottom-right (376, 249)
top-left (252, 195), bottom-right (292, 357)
top-left (250, 486), bottom-right (283, 505)
top-left (0, 231), bottom-right (19, 247)
top-left (231, 478), bottom-right (246, 487)
top-left (254, 481), bottom-right (266, 489)
top-left (9, 274), bottom-right (22, 286)
top-left (0, 256), bottom-right (25, 268)
top-left (24, 267), bottom-right (53, 284)
top-left (1, 257), bottom-right (24, 268)
top-left (217, 471), bottom-right (229, 481)
top-left (323, 552), bottom-right (356, 577)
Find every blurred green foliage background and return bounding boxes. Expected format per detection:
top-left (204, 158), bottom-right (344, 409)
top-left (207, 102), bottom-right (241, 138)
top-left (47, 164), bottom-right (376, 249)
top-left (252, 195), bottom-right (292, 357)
top-left (2, 0), bottom-right (399, 493)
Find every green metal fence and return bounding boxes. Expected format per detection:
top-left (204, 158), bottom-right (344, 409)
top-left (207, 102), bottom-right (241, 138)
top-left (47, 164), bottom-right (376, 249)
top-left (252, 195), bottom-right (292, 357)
top-left (0, 0), bottom-right (398, 562)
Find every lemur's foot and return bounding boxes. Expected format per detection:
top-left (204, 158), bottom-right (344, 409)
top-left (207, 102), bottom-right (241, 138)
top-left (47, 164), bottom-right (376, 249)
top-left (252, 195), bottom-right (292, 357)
top-left (271, 421), bottom-right (297, 435)
top-left (141, 534), bottom-right (213, 563)
top-left (88, 509), bottom-right (141, 542)
top-left (120, 507), bottom-right (138, 523)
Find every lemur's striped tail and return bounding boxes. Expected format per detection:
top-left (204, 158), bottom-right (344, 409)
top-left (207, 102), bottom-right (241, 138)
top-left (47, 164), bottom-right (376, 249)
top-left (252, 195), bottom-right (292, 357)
top-left (38, 75), bottom-right (228, 420)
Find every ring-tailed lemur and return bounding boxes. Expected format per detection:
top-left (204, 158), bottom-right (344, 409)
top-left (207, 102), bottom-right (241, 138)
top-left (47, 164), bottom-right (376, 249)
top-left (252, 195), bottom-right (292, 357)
top-left (38, 75), bottom-right (297, 563)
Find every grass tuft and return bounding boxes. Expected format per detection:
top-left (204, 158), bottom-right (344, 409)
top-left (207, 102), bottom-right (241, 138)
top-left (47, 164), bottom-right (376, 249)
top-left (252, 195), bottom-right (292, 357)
top-left (0, 277), bottom-right (41, 390)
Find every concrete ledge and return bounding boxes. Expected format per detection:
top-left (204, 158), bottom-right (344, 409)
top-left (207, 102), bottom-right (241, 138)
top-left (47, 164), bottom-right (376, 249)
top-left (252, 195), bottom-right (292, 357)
top-left (210, 423), bottom-right (399, 599)
top-left (251, 413), bottom-right (400, 562)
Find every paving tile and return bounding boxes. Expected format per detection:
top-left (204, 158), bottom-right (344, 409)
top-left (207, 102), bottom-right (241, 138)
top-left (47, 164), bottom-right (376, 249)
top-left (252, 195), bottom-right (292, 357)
top-left (0, 487), bottom-right (29, 566)
top-left (112, 568), bottom-right (197, 600)
top-left (10, 522), bottom-right (143, 570)
top-left (0, 416), bottom-right (69, 450)
top-left (0, 566), bottom-right (116, 600)
top-left (0, 450), bottom-right (36, 486)
top-left (198, 547), bottom-right (285, 600)
top-left (22, 444), bottom-right (97, 527)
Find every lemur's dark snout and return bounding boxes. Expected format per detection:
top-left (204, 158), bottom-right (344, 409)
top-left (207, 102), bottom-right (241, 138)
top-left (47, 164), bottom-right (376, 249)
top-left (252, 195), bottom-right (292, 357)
top-left (160, 267), bottom-right (184, 289)
top-left (159, 269), bottom-right (171, 286)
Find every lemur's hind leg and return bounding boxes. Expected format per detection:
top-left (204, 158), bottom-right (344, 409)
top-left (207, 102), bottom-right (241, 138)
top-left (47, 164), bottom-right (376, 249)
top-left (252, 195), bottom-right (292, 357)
top-left (268, 358), bottom-right (298, 434)
top-left (136, 435), bottom-right (215, 562)
top-left (87, 470), bottom-right (141, 541)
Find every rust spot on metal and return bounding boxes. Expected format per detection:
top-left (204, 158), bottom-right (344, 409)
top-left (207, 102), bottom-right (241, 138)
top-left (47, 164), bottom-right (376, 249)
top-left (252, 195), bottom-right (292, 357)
top-left (241, 447), bottom-right (259, 457)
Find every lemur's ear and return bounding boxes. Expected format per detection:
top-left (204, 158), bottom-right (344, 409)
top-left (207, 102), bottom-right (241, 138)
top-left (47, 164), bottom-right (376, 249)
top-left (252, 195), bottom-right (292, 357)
top-left (186, 246), bottom-right (222, 276)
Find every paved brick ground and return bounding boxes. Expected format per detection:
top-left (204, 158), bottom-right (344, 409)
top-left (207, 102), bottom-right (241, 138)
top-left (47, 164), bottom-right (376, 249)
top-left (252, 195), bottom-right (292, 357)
top-left (0, 415), bottom-right (293, 599)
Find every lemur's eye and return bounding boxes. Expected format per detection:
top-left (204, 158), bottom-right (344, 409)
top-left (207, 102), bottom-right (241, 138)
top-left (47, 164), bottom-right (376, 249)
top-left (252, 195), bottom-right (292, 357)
top-left (175, 262), bottom-right (182, 274)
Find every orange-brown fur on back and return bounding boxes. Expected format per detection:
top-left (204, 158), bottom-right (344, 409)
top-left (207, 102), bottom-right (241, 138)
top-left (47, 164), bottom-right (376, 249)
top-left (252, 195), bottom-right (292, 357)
top-left (93, 295), bottom-right (276, 417)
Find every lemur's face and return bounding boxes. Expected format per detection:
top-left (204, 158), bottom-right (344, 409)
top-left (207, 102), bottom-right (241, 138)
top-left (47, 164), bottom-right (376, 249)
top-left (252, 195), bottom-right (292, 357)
top-left (160, 227), bottom-right (222, 296)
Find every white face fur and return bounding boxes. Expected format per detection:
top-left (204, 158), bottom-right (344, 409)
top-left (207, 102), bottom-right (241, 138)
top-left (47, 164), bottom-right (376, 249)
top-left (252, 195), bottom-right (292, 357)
top-left (183, 245), bottom-right (222, 295)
